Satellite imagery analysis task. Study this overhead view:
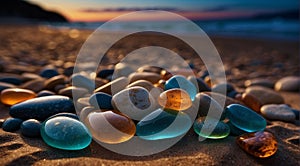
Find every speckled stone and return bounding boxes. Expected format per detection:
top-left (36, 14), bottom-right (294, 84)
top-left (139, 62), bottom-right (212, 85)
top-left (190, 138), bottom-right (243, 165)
top-left (260, 104), bottom-right (296, 122)
top-left (158, 88), bottom-right (192, 111)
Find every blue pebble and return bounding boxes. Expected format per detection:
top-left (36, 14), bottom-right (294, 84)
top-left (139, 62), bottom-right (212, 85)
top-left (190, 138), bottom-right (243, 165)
top-left (21, 119), bottom-right (41, 137)
top-left (47, 113), bottom-right (79, 120)
top-left (2, 118), bottom-right (23, 132)
top-left (226, 104), bottom-right (266, 132)
top-left (37, 90), bottom-right (55, 97)
top-left (41, 116), bottom-right (92, 150)
top-left (226, 121), bottom-right (247, 136)
top-left (89, 92), bottom-right (113, 110)
top-left (165, 75), bottom-right (197, 101)
top-left (136, 108), bottom-right (192, 140)
top-left (0, 77), bottom-right (22, 85)
top-left (71, 73), bottom-right (95, 92)
top-left (40, 68), bottom-right (59, 78)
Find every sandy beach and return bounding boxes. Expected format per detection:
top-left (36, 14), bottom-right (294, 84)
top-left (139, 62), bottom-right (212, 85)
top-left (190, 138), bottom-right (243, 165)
top-left (0, 25), bottom-right (299, 165)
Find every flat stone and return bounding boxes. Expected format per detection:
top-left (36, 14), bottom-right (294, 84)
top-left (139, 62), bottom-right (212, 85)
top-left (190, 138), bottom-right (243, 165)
top-left (244, 78), bottom-right (274, 89)
top-left (21, 78), bottom-right (45, 93)
top-left (193, 117), bottom-right (230, 139)
top-left (195, 93), bottom-right (225, 119)
top-left (226, 104), bottom-right (266, 132)
top-left (20, 119), bottom-right (41, 137)
top-left (94, 77), bottom-right (129, 95)
top-left (158, 88), bottom-right (192, 111)
top-left (129, 72), bottom-right (161, 84)
top-left (89, 92), bottom-right (113, 110)
top-left (0, 73), bottom-right (23, 85)
top-left (40, 68), bottom-right (59, 78)
top-left (261, 104), bottom-right (296, 122)
top-left (44, 75), bottom-right (66, 90)
top-left (10, 95), bottom-right (75, 121)
top-left (236, 131), bottom-right (277, 158)
top-left (1, 88), bottom-right (36, 106)
top-left (126, 80), bottom-right (155, 92)
top-left (275, 76), bottom-right (300, 92)
top-left (58, 86), bottom-right (89, 99)
top-left (2, 118), bottom-right (23, 132)
top-left (0, 82), bottom-right (16, 92)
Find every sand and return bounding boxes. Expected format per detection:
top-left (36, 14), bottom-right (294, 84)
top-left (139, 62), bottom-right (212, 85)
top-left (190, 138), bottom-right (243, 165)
top-left (0, 25), bottom-right (299, 165)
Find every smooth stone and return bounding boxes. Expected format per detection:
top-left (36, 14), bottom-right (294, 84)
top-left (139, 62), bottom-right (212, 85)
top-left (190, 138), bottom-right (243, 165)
top-left (0, 82), bottom-right (16, 92)
top-left (126, 80), bottom-right (155, 92)
top-left (10, 95), bottom-right (75, 121)
top-left (136, 108), bottom-right (192, 140)
top-left (37, 90), bottom-right (55, 97)
top-left (165, 75), bottom-right (197, 101)
top-left (128, 72), bottom-right (161, 84)
top-left (47, 112), bottom-right (79, 120)
top-left (85, 111), bottom-right (136, 144)
top-left (242, 86), bottom-right (284, 112)
top-left (76, 97), bottom-right (90, 114)
top-left (244, 79), bottom-right (274, 89)
top-left (71, 73), bottom-right (95, 92)
top-left (21, 119), bottom-right (41, 137)
top-left (40, 68), bottom-right (59, 78)
top-left (58, 86), bottom-right (89, 98)
top-left (79, 106), bottom-right (95, 122)
top-left (226, 104), bottom-right (266, 132)
top-left (2, 118), bottom-right (23, 132)
top-left (260, 104), bottom-right (296, 122)
top-left (63, 66), bottom-right (74, 77)
top-left (0, 77), bottom-right (22, 85)
top-left (227, 90), bottom-right (238, 98)
top-left (44, 75), bottom-right (66, 90)
top-left (89, 92), bottom-right (113, 110)
top-left (275, 76), bottom-right (300, 92)
top-left (113, 63), bottom-right (134, 78)
top-left (161, 69), bottom-right (196, 80)
top-left (94, 77), bottom-right (129, 95)
top-left (41, 116), bottom-right (92, 150)
top-left (204, 92), bottom-right (244, 108)
top-left (236, 131), bottom-right (278, 158)
top-left (292, 109), bottom-right (299, 119)
top-left (211, 83), bottom-right (235, 95)
top-left (1, 88), bottom-right (36, 106)
top-left (226, 121), bottom-right (247, 136)
top-left (21, 73), bottom-right (42, 82)
top-left (97, 69), bottom-right (114, 79)
top-left (195, 93), bottom-right (225, 119)
top-left (193, 117), bottom-right (230, 139)
top-left (187, 76), bottom-right (211, 92)
top-left (158, 88), bottom-right (192, 111)
top-left (112, 87), bottom-right (156, 120)
top-left (0, 119), bottom-right (4, 128)
top-left (154, 79), bottom-right (166, 89)
top-left (21, 78), bottom-right (45, 93)
top-left (137, 65), bottom-right (163, 74)
top-left (54, 84), bottom-right (66, 93)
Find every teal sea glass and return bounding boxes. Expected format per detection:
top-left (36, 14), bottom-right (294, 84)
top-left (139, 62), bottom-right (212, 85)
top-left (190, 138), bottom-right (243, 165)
top-left (193, 118), bottom-right (230, 139)
top-left (226, 104), bottom-right (266, 132)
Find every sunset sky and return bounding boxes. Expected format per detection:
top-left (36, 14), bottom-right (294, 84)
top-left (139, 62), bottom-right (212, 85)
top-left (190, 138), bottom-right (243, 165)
top-left (26, 0), bottom-right (299, 22)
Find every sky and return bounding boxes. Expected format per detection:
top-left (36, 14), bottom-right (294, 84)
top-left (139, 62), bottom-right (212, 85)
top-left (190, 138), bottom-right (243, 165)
top-left (26, 0), bottom-right (299, 22)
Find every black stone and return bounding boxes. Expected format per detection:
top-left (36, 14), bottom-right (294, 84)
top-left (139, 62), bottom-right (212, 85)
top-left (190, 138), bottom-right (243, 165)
top-left (40, 68), bottom-right (59, 79)
top-left (20, 119), bottom-right (41, 137)
top-left (97, 69), bottom-right (114, 79)
top-left (2, 118), bottom-right (23, 132)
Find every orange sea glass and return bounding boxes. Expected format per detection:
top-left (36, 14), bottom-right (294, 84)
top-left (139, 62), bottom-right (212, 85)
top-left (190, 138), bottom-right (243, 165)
top-left (236, 131), bottom-right (278, 158)
top-left (1, 88), bottom-right (36, 106)
top-left (158, 88), bottom-right (192, 111)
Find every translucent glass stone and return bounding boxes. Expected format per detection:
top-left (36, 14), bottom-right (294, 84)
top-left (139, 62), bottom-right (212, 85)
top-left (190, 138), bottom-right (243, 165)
top-left (158, 88), bottom-right (192, 111)
top-left (41, 116), bottom-right (92, 150)
top-left (165, 75), bottom-right (197, 101)
top-left (193, 117), bottom-right (230, 139)
top-left (85, 111), bottom-right (136, 144)
top-left (136, 108), bottom-right (192, 140)
top-left (0, 88), bottom-right (36, 106)
top-left (236, 131), bottom-right (278, 158)
top-left (226, 104), bottom-right (266, 132)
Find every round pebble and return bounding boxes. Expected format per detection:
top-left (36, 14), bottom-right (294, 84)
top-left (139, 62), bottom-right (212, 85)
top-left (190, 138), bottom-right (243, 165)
top-left (126, 80), bottom-right (155, 92)
top-left (71, 73), bottom-right (95, 92)
top-left (37, 90), bottom-right (55, 97)
top-left (261, 104), bottom-right (296, 122)
top-left (158, 88), bottom-right (192, 111)
top-left (128, 72), bottom-right (161, 84)
top-left (21, 119), bottom-right (41, 137)
top-left (1, 88), bottom-right (36, 106)
top-left (193, 117), bottom-right (230, 139)
top-left (196, 93), bottom-right (225, 118)
top-left (89, 92), bottom-right (113, 110)
top-left (275, 76), bottom-right (300, 92)
top-left (40, 68), bottom-right (59, 78)
top-left (2, 118), bottom-right (23, 132)
top-left (94, 77), bottom-right (129, 95)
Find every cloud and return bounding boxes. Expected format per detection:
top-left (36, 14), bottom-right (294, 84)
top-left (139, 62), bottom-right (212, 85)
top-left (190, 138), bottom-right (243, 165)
top-left (80, 7), bottom-right (183, 13)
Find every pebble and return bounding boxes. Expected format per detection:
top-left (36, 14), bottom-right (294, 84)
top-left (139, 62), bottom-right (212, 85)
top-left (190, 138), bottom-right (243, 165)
top-left (41, 116), bottom-right (92, 150)
top-left (187, 76), bottom-right (211, 92)
top-left (165, 75), bottom-right (197, 101)
top-left (1, 88), bottom-right (36, 106)
top-left (211, 83), bottom-right (235, 95)
top-left (63, 66), bottom-right (74, 77)
top-left (193, 117), bottom-right (230, 139)
top-left (44, 75), bottom-right (66, 90)
top-left (58, 86), bottom-right (89, 98)
top-left (48, 112), bottom-right (79, 120)
top-left (137, 65), bottom-right (163, 74)
top-left (226, 104), bottom-right (266, 132)
top-left (275, 76), bottom-right (300, 92)
top-left (236, 131), bottom-right (277, 158)
top-left (226, 121), bottom-right (247, 136)
top-left (112, 87), bottom-right (156, 120)
top-left (20, 119), bottom-right (41, 137)
top-left (85, 111), bottom-right (135, 144)
top-left (126, 80), bottom-right (155, 92)
top-left (21, 78), bottom-right (45, 92)
top-left (37, 90), bottom-right (55, 97)
top-left (97, 69), bottom-right (114, 79)
top-left (10, 95), bottom-right (75, 121)
top-left (71, 73), bottom-right (95, 92)
top-left (244, 78), bottom-right (274, 89)
top-left (113, 63), bottom-right (134, 78)
top-left (0, 76), bottom-right (22, 85)
top-left (2, 118), bottom-right (23, 132)
top-left (242, 86), bottom-right (284, 112)
top-left (76, 97), bottom-right (90, 113)
top-left (0, 82), bottom-right (16, 92)
top-left (89, 92), bottom-right (113, 110)
top-left (204, 92), bottom-right (244, 108)
top-left (195, 93), bottom-right (225, 119)
top-left (39, 68), bottom-right (59, 78)
top-left (0, 119), bottom-right (4, 128)
top-left (260, 104), bottom-right (296, 122)
top-left (158, 88), bottom-right (192, 111)
top-left (136, 108), bottom-right (192, 140)
top-left (94, 77), bottom-right (129, 95)
top-left (21, 73), bottom-right (42, 81)
top-left (128, 72), bottom-right (161, 84)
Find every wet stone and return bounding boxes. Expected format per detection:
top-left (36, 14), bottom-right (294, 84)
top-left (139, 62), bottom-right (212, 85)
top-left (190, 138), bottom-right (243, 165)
top-left (226, 104), bottom-right (266, 132)
top-left (58, 86), bottom-right (89, 99)
top-left (41, 116), bottom-right (92, 150)
top-left (85, 111), bottom-right (136, 144)
top-left (136, 108), bottom-right (192, 140)
top-left (165, 75), bottom-right (197, 101)
top-left (158, 88), bottom-right (192, 111)
top-left (94, 77), bottom-right (129, 95)
top-left (40, 68), bottom-right (59, 78)
top-left (260, 104), bottom-right (296, 122)
top-left (37, 90), bottom-right (55, 97)
top-left (89, 92), bottom-right (113, 110)
top-left (236, 131), bottom-right (277, 158)
top-left (1, 88), bottom-right (36, 106)
top-left (128, 72), bottom-right (161, 84)
top-left (21, 119), bottom-right (41, 137)
top-left (44, 75), bottom-right (66, 90)
top-left (226, 121), bottom-right (247, 136)
top-left (112, 87), bottom-right (156, 120)
top-left (275, 76), bottom-right (300, 92)
top-left (193, 117), bottom-right (230, 139)
top-left (10, 95), bottom-right (75, 121)
top-left (2, 118), bottom-right (23, 132)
